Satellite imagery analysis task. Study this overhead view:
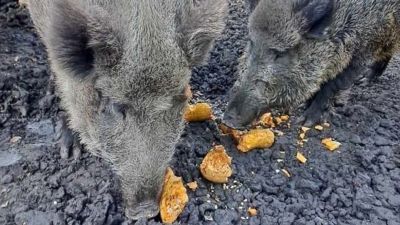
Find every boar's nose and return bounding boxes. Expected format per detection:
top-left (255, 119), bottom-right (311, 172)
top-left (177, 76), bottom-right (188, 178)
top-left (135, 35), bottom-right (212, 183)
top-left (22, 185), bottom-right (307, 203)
top-left (223, 111), bottom-right (246, 130)
top-left (223, 101), bottom-right (259, 129)
top-left (125, 200), bottom-right (159, 220)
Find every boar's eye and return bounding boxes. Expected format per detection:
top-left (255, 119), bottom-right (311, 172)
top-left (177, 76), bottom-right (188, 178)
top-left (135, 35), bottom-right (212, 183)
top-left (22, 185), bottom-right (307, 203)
top-left (111, 102), bottom-right (127, 120)
top-left (270, 49), bottom-right (285, 60)
top-left (98, 95), bottom-right (127, 120)
top-left (173, 86), bottom-right (192, 103)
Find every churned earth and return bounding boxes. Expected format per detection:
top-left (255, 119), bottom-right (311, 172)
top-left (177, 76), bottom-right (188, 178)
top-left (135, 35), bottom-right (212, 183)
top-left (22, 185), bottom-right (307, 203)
top-left (1, 0), bottom-right (399, 225)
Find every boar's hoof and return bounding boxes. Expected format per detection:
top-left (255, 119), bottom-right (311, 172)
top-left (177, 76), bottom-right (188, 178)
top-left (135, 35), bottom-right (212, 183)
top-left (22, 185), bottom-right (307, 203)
top-left (57, 114), bottom-right (83, 159)
top-left (296, 105), bottom-right (326, 127)
top-left (125, 201), bottom-right (160, 220)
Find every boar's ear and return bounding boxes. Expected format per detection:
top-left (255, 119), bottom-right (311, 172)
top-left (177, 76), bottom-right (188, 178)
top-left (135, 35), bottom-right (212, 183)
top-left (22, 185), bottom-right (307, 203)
top-left (294, 0), bottom-right (333, 37)
top-left (47, 0), bottom-right (122, 78)
top-left (176, 0), bottom-right (228, 66)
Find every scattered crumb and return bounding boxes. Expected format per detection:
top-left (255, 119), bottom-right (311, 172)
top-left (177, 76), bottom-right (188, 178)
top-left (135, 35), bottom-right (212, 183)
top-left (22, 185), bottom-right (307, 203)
top-left (282, 169), bottom-right (291, 177)
top-left (321, 138), bottom-right (341, 151)
top-left (280, 115), bottom-right (290, 122)
top-left (301, 126), bottom-right (310, 133)
top-left (297, 140), bottom-right (304, 147)
top-left (274, 130), bottom-right (284, 136)
top-left (314, 125), bottom-right (324, 131)
top-left (248, 207), bottom-right (257, 216)
top-left (322, 122), bottom-right (330, 127)
top-left (299, 133), bottom-right (306, 140)
top-left (259, 113), bottom-right (275, 128)
top-left (275, 117), bottom-right (283, 125)
top-left (296, 152), bottom-right (307, 164)
top-left (186, 181), bottom-right (198, 191)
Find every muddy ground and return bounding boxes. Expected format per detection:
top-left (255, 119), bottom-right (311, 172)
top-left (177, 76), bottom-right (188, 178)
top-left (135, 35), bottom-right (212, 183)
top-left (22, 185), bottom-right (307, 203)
top-left (1, 0), bottom-right (400, 225)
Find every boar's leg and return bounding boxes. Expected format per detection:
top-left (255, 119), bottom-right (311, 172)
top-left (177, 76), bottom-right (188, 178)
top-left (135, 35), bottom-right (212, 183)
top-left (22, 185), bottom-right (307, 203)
top-left (57, 113), bottom-right (82, 160)
top-left (356, 59), bottom-right (391, 87)
top-left (299, 57), bottom-right (391, 126)
top-left (298, 61), bottom-right (363, 126)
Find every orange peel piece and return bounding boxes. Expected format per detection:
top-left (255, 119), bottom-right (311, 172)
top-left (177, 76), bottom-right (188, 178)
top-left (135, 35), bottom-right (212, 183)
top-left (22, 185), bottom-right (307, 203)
top-left (322, 138), bottom-right (341, 151)
top-left (160, 168), bottom-right (188, 224)
top-left (184, 103), bottom-right (213, 122)
top-left (237, 129), bottom-right (275, 152)
top-left (200, 145), bottom-right (232, 183)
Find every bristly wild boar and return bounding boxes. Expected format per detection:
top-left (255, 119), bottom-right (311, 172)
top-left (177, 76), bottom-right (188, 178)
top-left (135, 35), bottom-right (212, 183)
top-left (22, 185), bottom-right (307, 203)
top-left (27, 0), bottom-right (227, 220)
top-left (224, 0), bottom-right (400, 128)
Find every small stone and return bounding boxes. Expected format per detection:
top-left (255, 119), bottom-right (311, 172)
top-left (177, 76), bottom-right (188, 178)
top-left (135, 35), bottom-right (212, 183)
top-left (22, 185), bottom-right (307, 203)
top-left (10, 136), bottom-right (22, 143)
top-left (1, 174), bottom-right (13, 184)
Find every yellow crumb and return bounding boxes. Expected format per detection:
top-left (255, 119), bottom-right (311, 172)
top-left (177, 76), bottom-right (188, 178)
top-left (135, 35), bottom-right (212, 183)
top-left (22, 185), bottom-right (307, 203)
top-left (296, 152), bottom-right (307, 164)
top-left (321, 138), bottom-right (341, 151)
top-left (314, 125), bottom-right (324, 131)
top-left (282, 169), bottom-right (291, 177)
top-left (248, 208), bottom-right (257, 216)
top-left (186, 181), bottom-right (198, 191)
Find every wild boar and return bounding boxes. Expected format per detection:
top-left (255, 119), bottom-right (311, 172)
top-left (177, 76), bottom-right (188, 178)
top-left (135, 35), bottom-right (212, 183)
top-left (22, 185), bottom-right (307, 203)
top-left (224, 0), bottom-right (400, 128)
top-left (27, 0), bottom-right (227, 219)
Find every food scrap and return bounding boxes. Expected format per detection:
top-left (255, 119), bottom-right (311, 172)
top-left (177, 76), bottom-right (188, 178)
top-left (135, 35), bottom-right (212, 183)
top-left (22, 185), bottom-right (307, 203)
top-left (296, 152), bottom-right (307, 164)
top-left (279, 115), bottom-right (290, 122)
top-left (281, 169), bottom-right (291, 177)
top-left (237, 129), bottom-right (275, 152)
top-left (160, 167), bottom-right (189, 224)
top-left (200, 145), bottom-right (232, 183)
top-left (259, 113), bottom-right (275, 128)
top-left (314, 125), bottom-right (324, 131)
top-left (184, 103), bottom-right (213, 122)
top-left (248, 207), bottom-right (257, 217)
top-left (274, 117), bottom-right (283, 125)
top-left (186, 181), bottom-right (198, 191)
top-left (301, 126), bottom-right (311, 133)
top-left (218, 124), bottom-right (245, 143)
top-left (321, 138), bottom-right (341, 151)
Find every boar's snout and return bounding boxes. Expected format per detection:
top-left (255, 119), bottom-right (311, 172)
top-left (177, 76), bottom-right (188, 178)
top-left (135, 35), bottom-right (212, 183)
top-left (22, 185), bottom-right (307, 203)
top-left (125, 200), bottom-right (160, 220)
top-left (223, 93), bottom-right (260, 129)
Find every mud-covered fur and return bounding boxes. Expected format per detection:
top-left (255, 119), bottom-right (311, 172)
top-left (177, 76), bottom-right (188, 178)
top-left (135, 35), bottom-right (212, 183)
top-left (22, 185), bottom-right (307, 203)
top-left (27, 0), bottom-right (227, 220)
top-left (224, 0), bottom-right (400, 128)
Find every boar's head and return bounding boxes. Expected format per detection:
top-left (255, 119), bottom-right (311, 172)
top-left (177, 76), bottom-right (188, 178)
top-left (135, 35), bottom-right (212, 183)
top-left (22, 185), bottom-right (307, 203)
top-left (43, 0), bottom-right (227, 220)
top-left (223, 0), bottom-right (350, 129)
